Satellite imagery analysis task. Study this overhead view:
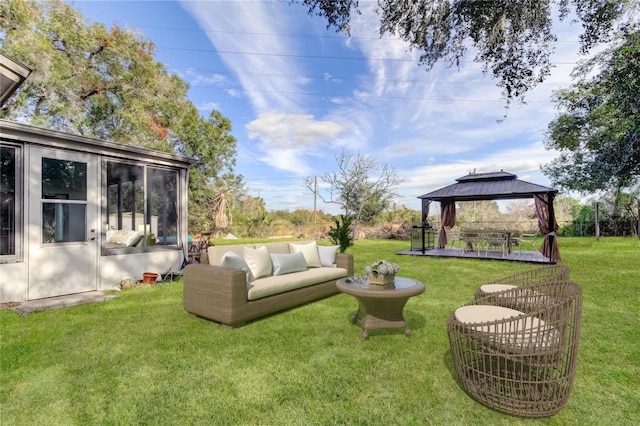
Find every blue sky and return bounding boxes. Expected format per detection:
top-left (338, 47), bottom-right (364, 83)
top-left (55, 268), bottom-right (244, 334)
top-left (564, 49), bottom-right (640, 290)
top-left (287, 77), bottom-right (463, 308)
top-left (72, 1), bottom-right (589, 214)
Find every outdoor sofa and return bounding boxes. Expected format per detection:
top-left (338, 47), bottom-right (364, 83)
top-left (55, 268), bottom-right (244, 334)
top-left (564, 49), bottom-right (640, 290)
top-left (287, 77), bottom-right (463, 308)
top-left (183, 241), bottom-right (354, 328)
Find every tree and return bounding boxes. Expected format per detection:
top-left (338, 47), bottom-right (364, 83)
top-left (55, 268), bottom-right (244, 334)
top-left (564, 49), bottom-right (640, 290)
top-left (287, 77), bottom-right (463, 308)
top-left (2, 0), bottom-right (180, 147)
top-left (303, 150), bottom-right (405, 231)
top-left (456, 200), bottom-right (501, 226)
top-left (173, 108), bottom-right (244, 233)
top-left (299, 0), bottom-right (636, 107)
top-left (0, 0), bottom-right (243, 233)
top-left (543, 30), bottom-right (640, 218)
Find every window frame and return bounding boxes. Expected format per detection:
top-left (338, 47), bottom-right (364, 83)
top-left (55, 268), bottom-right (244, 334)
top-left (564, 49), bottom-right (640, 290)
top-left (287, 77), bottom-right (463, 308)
top-left (102, 159), bottom-right (181, 255)
top-left (0, 142), bottom-right (23, 262)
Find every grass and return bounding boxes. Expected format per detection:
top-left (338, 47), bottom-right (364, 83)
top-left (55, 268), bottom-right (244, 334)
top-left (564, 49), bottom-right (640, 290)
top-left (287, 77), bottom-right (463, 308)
top-left (1, 237), bottom-right (639, 425)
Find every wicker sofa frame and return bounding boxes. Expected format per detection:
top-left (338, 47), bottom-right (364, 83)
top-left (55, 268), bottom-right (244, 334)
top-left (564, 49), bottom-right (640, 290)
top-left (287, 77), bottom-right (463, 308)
top-left (183, 250), bottom-right (354, 328)
top-left (448, 280), bottom-right (583, 418)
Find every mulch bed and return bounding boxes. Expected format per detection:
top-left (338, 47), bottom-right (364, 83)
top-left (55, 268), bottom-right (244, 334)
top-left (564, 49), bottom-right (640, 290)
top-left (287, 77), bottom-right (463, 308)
top-left (0, 302), bottom-right (22, 309)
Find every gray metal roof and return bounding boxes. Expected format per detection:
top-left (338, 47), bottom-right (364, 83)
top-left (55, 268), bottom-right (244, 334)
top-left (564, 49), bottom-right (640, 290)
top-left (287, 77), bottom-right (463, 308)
top-left (418, 171), bottom-right (557, 202)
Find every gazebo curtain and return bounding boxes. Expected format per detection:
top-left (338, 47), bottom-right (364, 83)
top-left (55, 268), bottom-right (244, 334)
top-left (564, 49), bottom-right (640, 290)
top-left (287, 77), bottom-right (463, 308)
top-left (534, 194), bottom-right (561, 262)
top-left (438, 201), bottom-right (456, 248)
top-left (421, 199), bottom-right (431, 224)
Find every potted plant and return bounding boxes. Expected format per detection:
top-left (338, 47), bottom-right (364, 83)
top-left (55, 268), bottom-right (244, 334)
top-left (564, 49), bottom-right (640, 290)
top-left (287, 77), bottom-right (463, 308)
top-left (365, 260), bottom-right (399, 286)
top-left (142, 272), bottom-right (158, 285)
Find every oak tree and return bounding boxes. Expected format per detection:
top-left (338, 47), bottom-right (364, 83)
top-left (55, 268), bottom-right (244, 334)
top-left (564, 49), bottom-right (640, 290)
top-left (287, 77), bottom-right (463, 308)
top-left (0, 0), bottom-right (243, 233)
top-left (543, 30), bottom-right (640, 219)
top-left (300, 0), bottom-right (637, 106)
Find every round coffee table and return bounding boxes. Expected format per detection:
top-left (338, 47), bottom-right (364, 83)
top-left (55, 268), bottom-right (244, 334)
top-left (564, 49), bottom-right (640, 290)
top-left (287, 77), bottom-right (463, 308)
top-left (336, 276), bottom-right (425, 340)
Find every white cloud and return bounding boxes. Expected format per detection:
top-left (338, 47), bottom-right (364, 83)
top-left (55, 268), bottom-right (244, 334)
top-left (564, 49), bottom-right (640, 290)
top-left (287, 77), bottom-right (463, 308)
top-left (245, 111), bottom-right (350, 173)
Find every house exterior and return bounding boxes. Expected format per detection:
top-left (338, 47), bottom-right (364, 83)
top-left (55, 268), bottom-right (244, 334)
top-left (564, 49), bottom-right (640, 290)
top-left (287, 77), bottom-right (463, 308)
top-left (1, 52), bottom-right (195, 302)
top-left (0, 120), bottom-right (193, 302)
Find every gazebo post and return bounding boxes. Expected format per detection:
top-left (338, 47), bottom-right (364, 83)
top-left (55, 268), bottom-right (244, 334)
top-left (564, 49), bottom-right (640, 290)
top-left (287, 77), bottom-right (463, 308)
top-left (548, 192), bottom-right (556, 263)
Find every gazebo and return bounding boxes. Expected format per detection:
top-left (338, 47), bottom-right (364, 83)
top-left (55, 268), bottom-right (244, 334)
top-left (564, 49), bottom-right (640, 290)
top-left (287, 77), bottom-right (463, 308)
top-left (417, 171), bottom-right (560, 263)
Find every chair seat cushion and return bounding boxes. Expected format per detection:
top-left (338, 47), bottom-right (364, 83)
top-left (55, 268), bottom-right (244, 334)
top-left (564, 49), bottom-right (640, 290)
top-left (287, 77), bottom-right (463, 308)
top-left (478, 284), bottom-right (517, 294)
top-left (454, 305), bottom-right (560, 353)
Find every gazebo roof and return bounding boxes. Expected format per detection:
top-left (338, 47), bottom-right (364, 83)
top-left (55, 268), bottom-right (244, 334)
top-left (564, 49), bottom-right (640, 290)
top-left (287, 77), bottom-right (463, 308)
top-left (418, 171), bottom-right (557, 202)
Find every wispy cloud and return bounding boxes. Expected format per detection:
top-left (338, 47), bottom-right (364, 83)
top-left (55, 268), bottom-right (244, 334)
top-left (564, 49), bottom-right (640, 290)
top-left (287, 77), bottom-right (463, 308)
top-left (180, 1), bottom-right (311, 113)
top-left (180, 0), bottom-right (587, 212)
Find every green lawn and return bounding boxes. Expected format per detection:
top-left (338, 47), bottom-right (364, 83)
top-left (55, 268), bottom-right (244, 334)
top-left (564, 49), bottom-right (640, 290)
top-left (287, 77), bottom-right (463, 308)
top-left (1, 237), bottom-right (639, 425)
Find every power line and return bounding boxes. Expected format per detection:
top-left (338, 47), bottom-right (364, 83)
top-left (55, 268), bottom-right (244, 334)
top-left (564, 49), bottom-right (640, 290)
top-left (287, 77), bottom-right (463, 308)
top-left (170, 66), bottom-right (574, 87)
top-left (188, 85), bottom-right (559, 104)
top-left (124, 24), bottom-right (584, 45)
top-left (159, 45), bottom-right (581, 66)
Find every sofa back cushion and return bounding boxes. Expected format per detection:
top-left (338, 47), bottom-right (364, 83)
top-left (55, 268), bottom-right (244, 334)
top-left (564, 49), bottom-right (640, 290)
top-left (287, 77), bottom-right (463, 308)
top-left (260, 241), bottom-right (292, 254)
top-left (207, 244), bottom-right (255, 266)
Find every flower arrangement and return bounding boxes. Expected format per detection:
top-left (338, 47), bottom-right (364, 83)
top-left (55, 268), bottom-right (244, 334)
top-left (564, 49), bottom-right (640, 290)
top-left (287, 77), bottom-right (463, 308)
top-left (365, 260), bottom-right (400, 277)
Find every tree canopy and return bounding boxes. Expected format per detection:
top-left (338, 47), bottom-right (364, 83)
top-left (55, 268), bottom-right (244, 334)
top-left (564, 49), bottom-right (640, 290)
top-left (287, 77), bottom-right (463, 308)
top-left (300, 0), bottom-right (637, 106)
top-left (542, 30), bottom-right (640, 211)
top-left (0, 0), bottom-right (243, 233)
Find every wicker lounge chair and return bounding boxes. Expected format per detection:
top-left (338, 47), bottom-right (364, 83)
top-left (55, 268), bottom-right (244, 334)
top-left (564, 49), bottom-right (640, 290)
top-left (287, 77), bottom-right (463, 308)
top-left (447, 280), bottom-right (583, 417)
top-left (474, 265), bottom-right (571, 302)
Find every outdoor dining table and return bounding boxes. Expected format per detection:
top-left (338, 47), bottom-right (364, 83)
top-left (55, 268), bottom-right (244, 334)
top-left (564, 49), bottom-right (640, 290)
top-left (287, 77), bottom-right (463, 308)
top-left (460, 228), bottom-right (515, 256)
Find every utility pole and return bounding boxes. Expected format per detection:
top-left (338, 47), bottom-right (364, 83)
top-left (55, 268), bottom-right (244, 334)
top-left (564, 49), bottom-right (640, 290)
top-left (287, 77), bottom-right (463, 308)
top-left (313, 176), bottom-right (317, 225)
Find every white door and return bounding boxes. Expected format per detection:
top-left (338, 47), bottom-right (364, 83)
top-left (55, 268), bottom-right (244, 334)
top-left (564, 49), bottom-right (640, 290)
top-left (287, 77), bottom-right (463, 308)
top-left (28, 147), bottom-right (98, 299)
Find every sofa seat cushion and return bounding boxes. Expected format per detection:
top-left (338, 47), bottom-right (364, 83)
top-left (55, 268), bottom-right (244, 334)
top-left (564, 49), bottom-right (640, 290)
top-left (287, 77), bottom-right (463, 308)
top-left (247, 267), bottom-right (348, 301)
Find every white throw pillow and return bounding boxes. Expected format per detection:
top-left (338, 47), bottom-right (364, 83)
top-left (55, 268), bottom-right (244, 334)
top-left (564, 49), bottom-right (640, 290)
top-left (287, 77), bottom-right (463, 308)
top-left (270, 252), bottom-right (308, 276)
top-left (108, 229), bottom-right (127, 244)
top-left (244, 245), bottom-right (272, 280)
top-left (221, 251), bottom-right (254, 283)
top-left (289, 241), bottom-right (322, 268)
top-left (108, 229), bottom-right (142, 247)
top-left (317, 245), bottom-right (340, 267)
top-left (121, 230), bottom-right (142, 247)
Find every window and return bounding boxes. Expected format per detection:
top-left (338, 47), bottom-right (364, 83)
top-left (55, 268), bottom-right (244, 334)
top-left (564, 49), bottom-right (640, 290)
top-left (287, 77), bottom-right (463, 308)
top-left (105, 161), bottom-right (179, 252)
top-left (0, 144), bottom-right (21, 259)
top-left (41, 158), bottom-right (87, 243)
top-left (106, 162), bottom-right (144, 234)
top-left (148, 167), bottom-right (178, 246)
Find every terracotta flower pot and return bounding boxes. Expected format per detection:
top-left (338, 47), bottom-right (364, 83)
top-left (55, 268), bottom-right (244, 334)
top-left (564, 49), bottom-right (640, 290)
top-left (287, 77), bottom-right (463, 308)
top-left (142, 272), bottom-right (158, 284)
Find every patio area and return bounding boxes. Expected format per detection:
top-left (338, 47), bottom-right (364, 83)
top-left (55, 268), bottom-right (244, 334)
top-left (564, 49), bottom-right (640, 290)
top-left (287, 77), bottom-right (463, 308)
top-left (396, 246), bottom-right (550, 263)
